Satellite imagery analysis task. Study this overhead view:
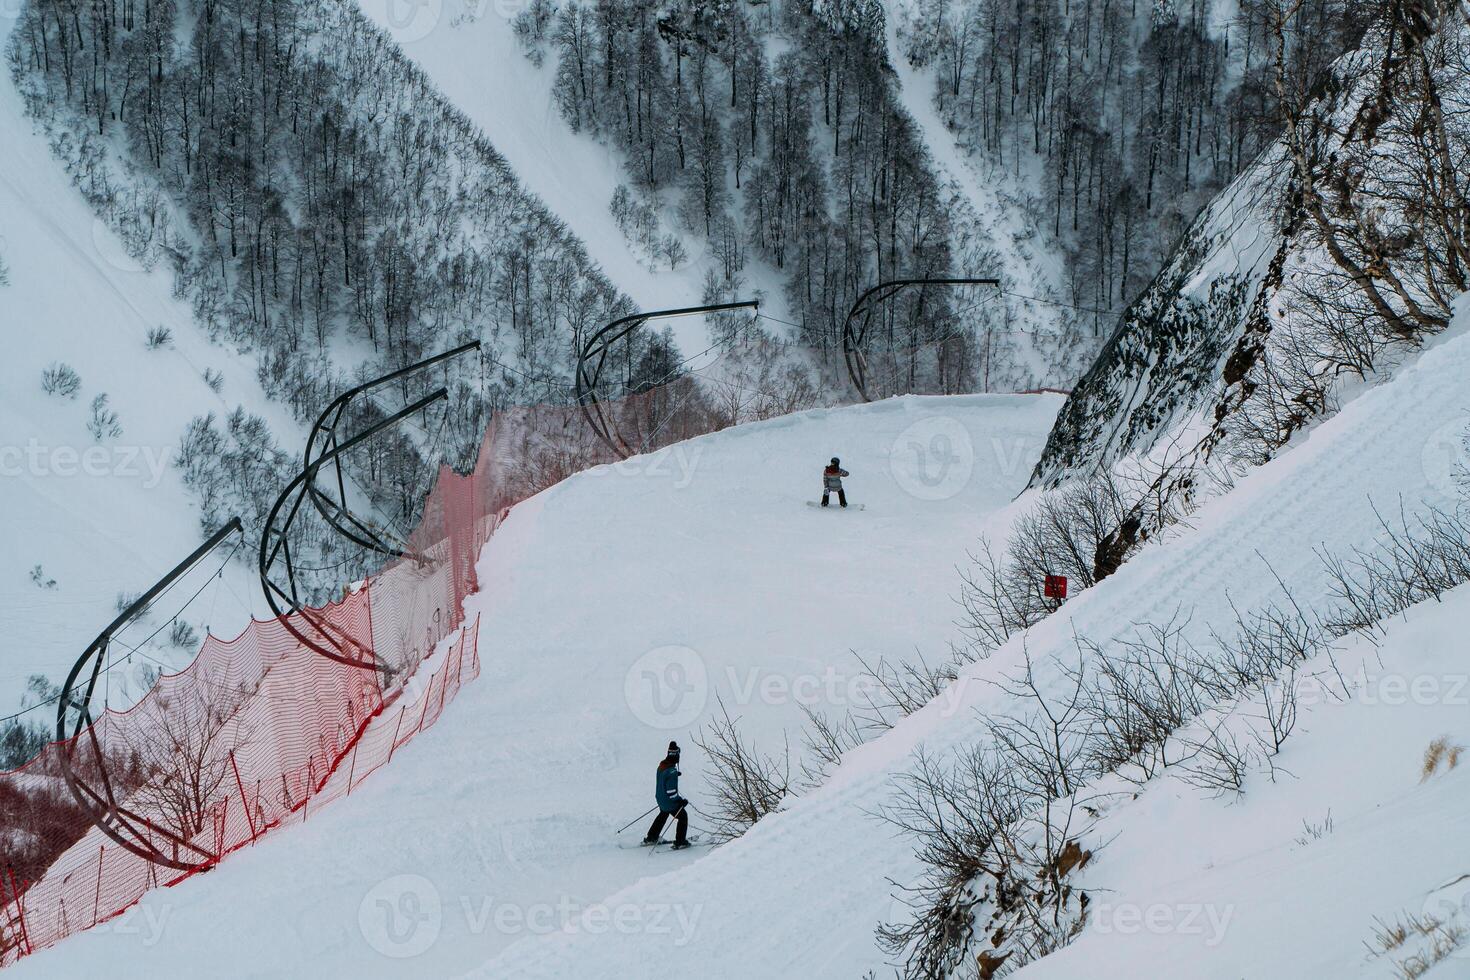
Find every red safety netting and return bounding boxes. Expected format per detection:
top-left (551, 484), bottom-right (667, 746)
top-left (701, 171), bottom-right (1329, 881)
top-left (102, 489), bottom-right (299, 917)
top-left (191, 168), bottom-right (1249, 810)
top-left (0, 417), bottom-right (519, 965)
top-left (0, 382), bottom-right (684, 966)
top-left (0, 344), bottom-right (1002, 964)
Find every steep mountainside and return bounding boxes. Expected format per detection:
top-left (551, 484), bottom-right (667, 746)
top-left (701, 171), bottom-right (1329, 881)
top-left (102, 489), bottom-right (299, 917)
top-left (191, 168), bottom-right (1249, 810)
top-left (3, 2), bottom-right (1468, 975)
top-left (1033, 153), bottom-right (1289, 484)
top-left (504, 0), bottom-right (1013, 395)
top-left (888, 0), bottom-right (1372, 344)
top-left (1034, 3), bottom-right (1470, 495)
top-left (2, 0), bottom-right (697, 613)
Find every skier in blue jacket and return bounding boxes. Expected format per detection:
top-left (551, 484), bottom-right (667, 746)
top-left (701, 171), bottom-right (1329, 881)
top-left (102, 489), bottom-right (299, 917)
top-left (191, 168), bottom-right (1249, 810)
top-left (643, 741), bottom-right (691, 849)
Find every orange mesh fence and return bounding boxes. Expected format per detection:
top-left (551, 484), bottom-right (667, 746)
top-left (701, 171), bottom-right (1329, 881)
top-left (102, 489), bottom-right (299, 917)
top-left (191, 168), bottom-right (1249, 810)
top-left (0, 427), bottom-right (513, 965)
top-left (0, 589), bottom-right (380, 958)
top-left (0, 350), bottom-right (989, 964)
top-left (0, 388), bottom-right (647, 967)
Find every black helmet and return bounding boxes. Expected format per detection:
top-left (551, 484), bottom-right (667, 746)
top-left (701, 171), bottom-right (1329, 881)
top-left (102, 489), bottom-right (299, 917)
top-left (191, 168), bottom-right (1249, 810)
top-left (667, 740), bottom-right (681, 758)
top-left (830, 457), bottom-right (840, 466)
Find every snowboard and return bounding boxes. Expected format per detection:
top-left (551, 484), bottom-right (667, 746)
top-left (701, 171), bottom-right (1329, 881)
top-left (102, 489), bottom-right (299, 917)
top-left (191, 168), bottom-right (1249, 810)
top-left (806, 501), bottom-right (866, 511)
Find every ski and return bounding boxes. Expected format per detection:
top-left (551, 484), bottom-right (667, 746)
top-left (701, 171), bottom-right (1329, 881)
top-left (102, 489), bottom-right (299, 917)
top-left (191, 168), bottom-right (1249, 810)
top-left (617, 835), bottom-right (706, 851)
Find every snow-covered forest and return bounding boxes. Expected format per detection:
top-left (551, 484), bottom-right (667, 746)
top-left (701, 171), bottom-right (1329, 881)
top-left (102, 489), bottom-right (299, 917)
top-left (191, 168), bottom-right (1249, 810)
top-left (515, 0), bottom-right (1373, 385)
top-left (523, 0), bottom-right (980, 380)
top-left (5, 0), bottom-right (661, 552)
top-left (893, 0), bottom-right (1373, 322)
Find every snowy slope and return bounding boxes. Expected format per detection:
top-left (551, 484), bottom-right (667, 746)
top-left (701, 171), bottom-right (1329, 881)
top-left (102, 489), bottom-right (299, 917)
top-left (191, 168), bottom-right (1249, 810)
top-left (878, 0), bottom-right (1084, 389)
top-left (1019, 584), bottom-right (1470, 978)
top-left (5, 393), bottom-right (1063, 977)
top-left (12, 312), bottom-right (1468, 979)
top-left (0, 11), bottom-right (288, 715)
top-left (445, 312), bottom-right (1470, 976)
top-left (8, 309), bottom-right (1467, 978)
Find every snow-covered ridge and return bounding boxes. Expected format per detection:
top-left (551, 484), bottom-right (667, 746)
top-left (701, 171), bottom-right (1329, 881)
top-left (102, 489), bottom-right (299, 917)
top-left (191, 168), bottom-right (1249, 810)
top-left (463, 293), bottom-right (1470, 976)
top-left (1034, 8), bottom-right (1470, 491)
top-left (1031, 150), bottom-right (1286, 486)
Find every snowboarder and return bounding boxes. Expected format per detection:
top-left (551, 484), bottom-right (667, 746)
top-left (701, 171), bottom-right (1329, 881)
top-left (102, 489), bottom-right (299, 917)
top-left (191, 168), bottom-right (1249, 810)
top-left (822, 457), bottom-right (850, 508)
top-left (643, 741), bottom-right (691, 849)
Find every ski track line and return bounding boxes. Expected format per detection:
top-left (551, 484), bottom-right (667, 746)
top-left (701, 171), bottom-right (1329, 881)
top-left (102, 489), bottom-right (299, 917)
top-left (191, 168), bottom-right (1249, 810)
top-left (469, 330), bottom-right (1470, 977)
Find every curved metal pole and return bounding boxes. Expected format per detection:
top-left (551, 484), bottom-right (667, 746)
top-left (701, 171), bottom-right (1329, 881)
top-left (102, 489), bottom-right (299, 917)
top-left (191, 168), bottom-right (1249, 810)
top-left (575, 301), bottom-right (759, 459)
top-left (259, 389), bottom-right (450, 676)
top-left (304, 341), bottom-right (480, 561)
top-left (841, 278), bottom-right (999, 401)
top-left (57, 519), bottom-right (245, 872)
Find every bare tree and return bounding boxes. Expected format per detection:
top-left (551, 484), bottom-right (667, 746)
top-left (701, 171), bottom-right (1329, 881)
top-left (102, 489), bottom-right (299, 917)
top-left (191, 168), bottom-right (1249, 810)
top-left (123, 679), bottom-right (253, 847)
top-left (692, 698), bottom-right (792, 843)
top-left (1266, 0), bottom-right (1470, 443)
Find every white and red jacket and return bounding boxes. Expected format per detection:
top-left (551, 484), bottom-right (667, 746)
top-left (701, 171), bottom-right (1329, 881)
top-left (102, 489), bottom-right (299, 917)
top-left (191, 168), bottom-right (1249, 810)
top-left (823, 465), bottom-right (849, 491)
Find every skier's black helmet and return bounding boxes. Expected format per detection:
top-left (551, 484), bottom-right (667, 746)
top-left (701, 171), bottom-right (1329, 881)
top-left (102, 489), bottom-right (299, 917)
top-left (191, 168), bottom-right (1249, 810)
top-left (667, 740), bottom-right (681, 758)
top-left (830, 457), bottom-right (840, 466)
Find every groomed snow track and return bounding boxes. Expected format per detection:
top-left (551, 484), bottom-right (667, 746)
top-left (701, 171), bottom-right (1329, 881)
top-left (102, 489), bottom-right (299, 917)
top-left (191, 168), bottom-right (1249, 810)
top-left (5, 393), bottom-right (1065, 976)
top-left (466, 324), bottom-right (1470, 977)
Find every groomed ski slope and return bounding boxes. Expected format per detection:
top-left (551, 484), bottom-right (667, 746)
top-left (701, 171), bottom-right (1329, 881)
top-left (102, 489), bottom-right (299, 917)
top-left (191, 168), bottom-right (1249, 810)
top-left (7, 393), bottom-right (1064, 977)
top-left (455, 315), bottom-right (1470, 977)
top-left (0, 7), bottom-right (286, 709)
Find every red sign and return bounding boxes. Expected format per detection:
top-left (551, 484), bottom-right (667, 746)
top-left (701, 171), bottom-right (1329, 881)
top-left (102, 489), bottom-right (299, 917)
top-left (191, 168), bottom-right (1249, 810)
top-left (1044, 575), bottom-right (1068, 599)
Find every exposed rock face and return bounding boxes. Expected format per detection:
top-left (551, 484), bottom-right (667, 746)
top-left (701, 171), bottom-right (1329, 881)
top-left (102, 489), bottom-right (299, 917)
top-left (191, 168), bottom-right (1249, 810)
top-left (1031, 158), bottom-right (1291, 487)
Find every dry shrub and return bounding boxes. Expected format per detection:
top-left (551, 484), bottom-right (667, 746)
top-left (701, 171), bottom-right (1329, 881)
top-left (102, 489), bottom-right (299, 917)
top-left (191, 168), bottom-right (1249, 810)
top-left (850, 650), bottom-right (964, 735)
top-left (879, 653), bottom-right (1096, 978)
top-left (881, 583), bottom-right (1338, 975)
top-left (1367, 911), bottom-right (1469, 980)
top-left (959, 465), bottom-right (1195, 656)
top-left (1421, 736), bottom-right (1465, 781)
top-left (692, 698), bottom-right (792, 843)
top-left (1323, 502), bottom-right (1470, 635)
top-left (797, 704), bottom-right (865, 788)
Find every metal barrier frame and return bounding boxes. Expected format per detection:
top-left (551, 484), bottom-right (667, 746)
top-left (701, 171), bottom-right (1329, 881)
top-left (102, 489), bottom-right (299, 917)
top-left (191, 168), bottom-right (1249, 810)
top-left (841, 278), bottom-right (999, 401)
top-left (574, 301), bottom-right (758, 459)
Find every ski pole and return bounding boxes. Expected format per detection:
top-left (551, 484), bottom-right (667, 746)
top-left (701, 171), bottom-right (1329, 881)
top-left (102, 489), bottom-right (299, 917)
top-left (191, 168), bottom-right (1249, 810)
top-left (616, 806), bottom-right (657, 834)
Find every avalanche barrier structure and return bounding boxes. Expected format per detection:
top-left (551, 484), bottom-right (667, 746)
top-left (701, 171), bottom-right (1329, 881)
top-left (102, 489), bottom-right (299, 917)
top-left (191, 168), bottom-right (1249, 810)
top-left (0, 429), bottom-right (497, 964)
top-left (0, 378), bottom-right (728, 966)
top-left (0, 300), bottom-right (1033, 965)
